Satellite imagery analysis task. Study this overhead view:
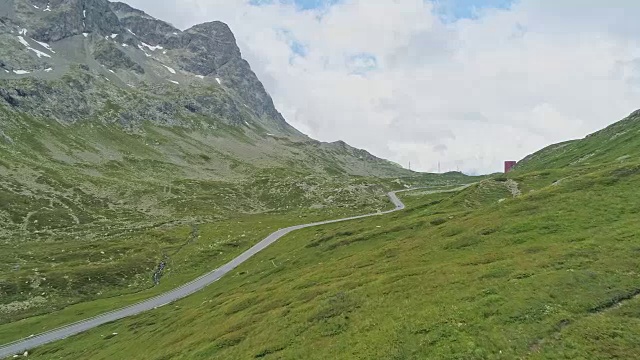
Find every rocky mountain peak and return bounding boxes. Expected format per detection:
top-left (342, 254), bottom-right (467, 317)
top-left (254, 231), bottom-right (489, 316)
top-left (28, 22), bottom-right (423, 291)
top-left (109, 1), bottom-right (154, 19)
top-left (0, 0), bottom-right (412, 187)
top-left (180, 21), bottom-right (240, 76)
top-left (0, 0), bottom-right (298, 134)
top-left (109, 1), bottom-right (180, 48)
top-left (9, 0), bottom-right (123, 42)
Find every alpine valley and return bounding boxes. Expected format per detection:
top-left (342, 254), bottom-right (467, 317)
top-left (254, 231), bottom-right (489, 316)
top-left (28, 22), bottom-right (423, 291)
top-left (0, 0), bottom-right (471, 339)
top-left (4, 1), bottom-right (640, 360)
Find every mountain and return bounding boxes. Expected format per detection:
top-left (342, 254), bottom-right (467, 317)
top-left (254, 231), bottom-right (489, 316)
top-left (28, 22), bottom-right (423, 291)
top-left (3, 3), bottom-right (639, 359)
top-left (0, 0), bottom-right (406, 177)
top-left (1, 0), bottom-right (291, 131)
top-left (0, 0), bottom-right (479, 332)
top-left (0, 0), bottom-right (430, 239)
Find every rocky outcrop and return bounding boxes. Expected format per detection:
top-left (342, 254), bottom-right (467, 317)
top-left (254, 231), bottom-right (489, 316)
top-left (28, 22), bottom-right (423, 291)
top-left (92, 40), bottom-right (144, 74)
top-left (23, 0), bottom-right (123, 42)
top-left (110, 2), bottom-right (180, 48)
top-left (180, 21), bottom-right (297, 132)
top-left (180, 22), bottom-right (240, 76)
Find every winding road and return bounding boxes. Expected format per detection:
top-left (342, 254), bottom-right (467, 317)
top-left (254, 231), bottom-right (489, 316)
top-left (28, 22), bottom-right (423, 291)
top-left (0, 190), bottom-right (413, 358)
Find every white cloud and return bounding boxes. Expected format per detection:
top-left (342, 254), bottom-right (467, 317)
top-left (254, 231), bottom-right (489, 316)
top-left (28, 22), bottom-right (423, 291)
top-left (123, 0), bottom-right (640, 174)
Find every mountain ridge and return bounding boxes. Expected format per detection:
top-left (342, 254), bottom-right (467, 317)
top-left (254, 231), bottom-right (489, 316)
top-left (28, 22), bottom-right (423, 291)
top-left (516, 109), bottom-right (640, 172)
top-left (0, 0), bottom-right (410, 176)
top-left (0, 0), bottom-right (298, 134)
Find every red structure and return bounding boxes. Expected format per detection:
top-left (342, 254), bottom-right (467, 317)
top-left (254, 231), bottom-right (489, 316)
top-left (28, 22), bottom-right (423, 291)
top-left (504, 161), bottom-right (517, 173)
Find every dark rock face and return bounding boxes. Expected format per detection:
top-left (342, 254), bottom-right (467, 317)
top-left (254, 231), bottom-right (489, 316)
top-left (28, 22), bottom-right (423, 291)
top-left (29, 0), bottom-right (123, 42)
top-left (84, 0), bottom-right (123, 37)
top-left (92, 40), bottom-right (144, 74)
top-left (180, 22), bottom-right (241, 76)
top-left (110, 1), bottom-right (180, 48)
top-left (0, 63), bottom-right (254, 128)
top-left (0, 88), bottom-right (19, 107)
top-left (109, 1), bottom-right (149, 18)
top-left (179, 21), bottom-right (293, 131)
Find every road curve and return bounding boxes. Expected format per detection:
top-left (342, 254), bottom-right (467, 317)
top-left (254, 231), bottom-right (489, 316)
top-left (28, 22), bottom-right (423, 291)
top-left (0, 190), bottom-right (415, 358)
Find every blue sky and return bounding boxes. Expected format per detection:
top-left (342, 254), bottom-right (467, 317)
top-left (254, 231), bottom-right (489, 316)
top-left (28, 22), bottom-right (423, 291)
top-left (290, 0), bottom-right (340, 10)
top-left (252, 0), bottom-right (516, 19)
top-left (249, 0), bottom-right (339, 10)
top-left (433, 0), bottom-right (515, 19)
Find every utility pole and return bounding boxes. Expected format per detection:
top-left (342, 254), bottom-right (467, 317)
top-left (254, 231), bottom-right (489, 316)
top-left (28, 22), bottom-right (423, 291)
top-left (438, 161), bottom-right (441, 173)
top-left (408, 161), bottom-right (411, 171)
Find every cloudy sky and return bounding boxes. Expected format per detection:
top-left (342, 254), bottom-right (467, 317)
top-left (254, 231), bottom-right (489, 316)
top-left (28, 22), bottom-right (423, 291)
top-left (125, 0), bottom-right (640, 174)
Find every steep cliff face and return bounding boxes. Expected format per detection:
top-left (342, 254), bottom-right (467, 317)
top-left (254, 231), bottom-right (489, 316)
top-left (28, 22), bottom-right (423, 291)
top-left (179, 20), bottom-right (294, 132)
top-left (15, 0), bottom-right (123, 42)
top-left (109, 1), bottom-right (177, 46)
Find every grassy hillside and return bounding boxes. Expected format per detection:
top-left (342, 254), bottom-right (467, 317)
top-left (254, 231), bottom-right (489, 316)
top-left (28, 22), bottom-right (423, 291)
top-left (0, 104), bottom-right (474, 331)
top-left (516, 110), bottom-right (640, 172)
top-left (8, 111), bottom-right (640, 359)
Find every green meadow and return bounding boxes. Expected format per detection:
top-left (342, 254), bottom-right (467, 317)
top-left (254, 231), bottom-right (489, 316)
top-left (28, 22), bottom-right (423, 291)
top-left (3, 109), bottom-right (640, 359)
top-left (16, 149), bottom-right (640, 359)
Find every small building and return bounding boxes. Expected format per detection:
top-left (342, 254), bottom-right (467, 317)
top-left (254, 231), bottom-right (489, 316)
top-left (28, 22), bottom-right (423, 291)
top-left (504, 161), bottom-right (517, 173)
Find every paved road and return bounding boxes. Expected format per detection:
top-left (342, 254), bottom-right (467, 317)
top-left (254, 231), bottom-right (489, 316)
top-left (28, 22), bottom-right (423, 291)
top-left (0, 186), bottom-right (475, 357)
top-left (0, 190), bottom-right (417, 358)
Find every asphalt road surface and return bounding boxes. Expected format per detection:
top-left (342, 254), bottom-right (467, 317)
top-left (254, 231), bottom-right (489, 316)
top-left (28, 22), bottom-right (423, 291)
top-left (0, 190), bottom-right (411, 358)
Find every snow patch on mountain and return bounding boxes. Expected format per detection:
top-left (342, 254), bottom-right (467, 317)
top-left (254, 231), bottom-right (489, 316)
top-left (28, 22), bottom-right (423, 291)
top-left (140, 42), bottom-right (163, 51)
top-left (17, 36), bottom-right (51, 58)
top-left (33, 39), bottom-right (55, 53)
top-left (161, 65), bottom-right (176, 74)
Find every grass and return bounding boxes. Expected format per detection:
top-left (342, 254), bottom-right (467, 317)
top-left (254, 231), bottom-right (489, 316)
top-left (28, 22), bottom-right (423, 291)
top-left (0, 109), bottom-right (476, 350)
top-left (10, 152), bottom-right (640, 359)
top-left (4, 77), bottom-right (638, 358)
top-left (0, 208), bottom-right (400, 342)
top-left (516, 110), bottom-right (640, 173)
top-left (0, 105), bottom-right (477, 337)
